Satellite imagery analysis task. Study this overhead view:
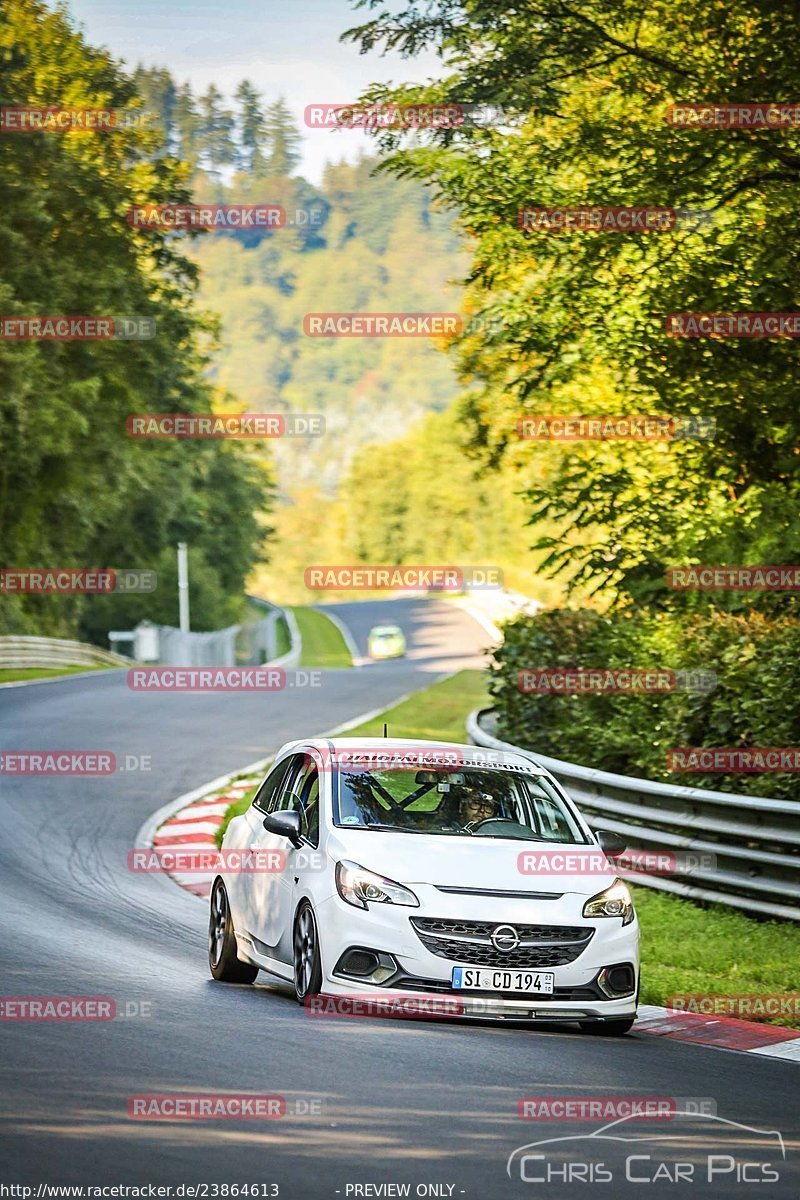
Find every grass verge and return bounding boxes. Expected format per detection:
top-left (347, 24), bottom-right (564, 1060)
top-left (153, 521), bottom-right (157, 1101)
top-left (633, 887), bottom-right (800, 1026)
top-left (341, 668), bottom-right (489, 742)
top-left (0, 664), bottom-right (115, 683)
top-left (291, 606), bottom-right (352, 668)
top-left (273, 614), bottom-right (292, 659)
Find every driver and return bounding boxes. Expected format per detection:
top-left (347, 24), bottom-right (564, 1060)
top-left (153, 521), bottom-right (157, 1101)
top-left (458, 788), bottom-right (499, 830)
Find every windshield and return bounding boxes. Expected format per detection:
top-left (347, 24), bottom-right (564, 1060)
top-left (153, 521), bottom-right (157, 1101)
top-left (333, 767), bottom-right (590, 842)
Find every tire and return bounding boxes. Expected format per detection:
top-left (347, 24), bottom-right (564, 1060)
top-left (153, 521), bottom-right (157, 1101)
top-left (579, 1018), bottom-right (635, 1036)
top-left (208, 878), bottom-right (259, 983)
top-left (293, 901), bottom-right (323, 1002)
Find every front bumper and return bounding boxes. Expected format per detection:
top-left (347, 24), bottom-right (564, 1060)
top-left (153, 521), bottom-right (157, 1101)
top-left (369, 644), bottom-right (406, 659)
top-left (317, 887), bottom-right (639, 1022)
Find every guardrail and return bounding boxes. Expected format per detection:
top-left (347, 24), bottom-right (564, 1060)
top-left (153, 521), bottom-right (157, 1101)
top-left (0, 635), bottom-right (131, 670)
top-left (467, 708), bottom-right (800, 922)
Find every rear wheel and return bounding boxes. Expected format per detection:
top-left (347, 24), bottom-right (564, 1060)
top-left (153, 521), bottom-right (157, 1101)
top-left (579, 1018), bottom-right (635, 1036)
top-left (293, 901), bottom-right (323, 1002)
top-left (208, 878), bottom-right (258, 983)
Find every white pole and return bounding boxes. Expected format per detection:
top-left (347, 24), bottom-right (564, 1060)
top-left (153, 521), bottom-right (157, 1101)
top-left (177, 542), bottom-right (190, 633)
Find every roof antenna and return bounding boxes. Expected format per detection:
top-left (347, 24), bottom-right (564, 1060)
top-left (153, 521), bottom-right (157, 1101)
top-left (383, 722), bottom-right (388, 738)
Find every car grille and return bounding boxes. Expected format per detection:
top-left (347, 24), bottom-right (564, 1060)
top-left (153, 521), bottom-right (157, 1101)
top-left (410, 917), bottom-right (593, 968)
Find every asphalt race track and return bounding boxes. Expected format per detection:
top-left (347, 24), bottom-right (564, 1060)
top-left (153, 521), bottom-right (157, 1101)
top-left (1, 598), bottom-right (797, 1198)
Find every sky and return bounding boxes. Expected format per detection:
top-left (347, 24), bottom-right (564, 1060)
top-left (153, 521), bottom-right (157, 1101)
top-left (65, 0), bottom-right (443, 181)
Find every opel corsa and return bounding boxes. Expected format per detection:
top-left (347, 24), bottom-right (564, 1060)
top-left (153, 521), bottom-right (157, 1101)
top-left (209, 738), bottom-right (639, 1034)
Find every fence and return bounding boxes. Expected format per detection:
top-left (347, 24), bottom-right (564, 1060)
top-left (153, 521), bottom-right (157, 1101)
top-left (146, 604), bottom-right (298, 668)
top-left (0, 636), bottom-right (131, 670)
top-left (467, 708), bottom-right (800, 922)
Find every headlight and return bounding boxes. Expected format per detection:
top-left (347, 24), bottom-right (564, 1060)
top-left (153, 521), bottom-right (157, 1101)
top-left (335, 860), bottom-right (420, 910)
top-left (583, 879), bottom-right (634, 925)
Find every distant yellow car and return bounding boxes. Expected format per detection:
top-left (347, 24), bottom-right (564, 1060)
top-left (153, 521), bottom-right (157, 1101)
top-left (367, 624), bottom-right (406, 660)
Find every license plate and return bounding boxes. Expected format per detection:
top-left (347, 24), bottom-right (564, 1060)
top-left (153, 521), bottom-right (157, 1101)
top-left (451, 967), bottom-right (555, 994)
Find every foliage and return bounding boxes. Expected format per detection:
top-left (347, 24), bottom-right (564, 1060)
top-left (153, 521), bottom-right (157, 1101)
top-left (491, 607), bottom-right (800, 798)
top-left (344, 0), bottom-right (800, 611)
top-left (0, 1), bottom-right (270, 640)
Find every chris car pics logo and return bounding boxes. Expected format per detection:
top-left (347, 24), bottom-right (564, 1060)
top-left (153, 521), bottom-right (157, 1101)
top-left (507, 1112), bottom-right (785, 1185)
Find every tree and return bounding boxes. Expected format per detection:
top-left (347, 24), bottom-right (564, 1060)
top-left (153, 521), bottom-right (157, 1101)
top-left (133, 66), bottom-right (177, 153)
top-left (263, 97), bottom-right (301, 176)
top-left (173, 81), bottom-right (200, 166)
top-left (344, 0), bottom-right (800, 610)
top-left (198, 84), bottom-right (236, 178)
top-left (0, 0), bottom-right (270, 639)
top-left (234, 80), bottom-right (268, 174)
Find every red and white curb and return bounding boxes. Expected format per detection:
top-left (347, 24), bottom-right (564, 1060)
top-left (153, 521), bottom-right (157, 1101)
top-left (133, 757), bottom-right (270, 902)
top-left (635, 1004), bottom-right (800, 1061)
top-left (151, 787), bottom-right (253, 899)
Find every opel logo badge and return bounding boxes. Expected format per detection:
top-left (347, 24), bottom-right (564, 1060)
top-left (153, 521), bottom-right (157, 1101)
top-left (491, 924), bottom-right (520, 953)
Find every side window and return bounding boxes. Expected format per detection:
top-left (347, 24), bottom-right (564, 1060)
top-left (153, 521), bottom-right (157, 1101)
top-left (298, 767), bottom-right (320, 847)
top-left (253, 759), bottom-right (292, 815)
top-left (272, 754), bottom-right (307, 812)
top-left (280, 757), bottom-right (321, 846)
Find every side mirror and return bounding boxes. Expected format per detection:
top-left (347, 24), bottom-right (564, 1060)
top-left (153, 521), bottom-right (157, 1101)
top-left (596, 829), bottom-right (627, 859)
top-left (263, 810), bottom-right (303, 848)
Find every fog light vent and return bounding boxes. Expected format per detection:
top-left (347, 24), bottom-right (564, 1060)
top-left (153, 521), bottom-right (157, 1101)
top-left (597, 963), bottom-right (635, 998)
top-left (341, 950), bottom-right (380, 976)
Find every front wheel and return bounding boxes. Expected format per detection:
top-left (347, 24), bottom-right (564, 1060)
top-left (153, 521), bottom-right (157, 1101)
top-left (579, 1018), bottom-right (635, 1037)
top-left (293, 901), bottom-right (323, 1002)
top-left (208, 878), bottom-right (259, 983)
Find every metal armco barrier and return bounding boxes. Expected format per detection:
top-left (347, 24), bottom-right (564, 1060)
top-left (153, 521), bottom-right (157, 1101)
top-left (0, 635), bottom-right (131, 670)
top-left (467, 708), bottom-right (800, 922)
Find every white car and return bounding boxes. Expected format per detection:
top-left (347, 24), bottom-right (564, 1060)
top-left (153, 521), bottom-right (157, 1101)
top-left (209, 738), bottom-right (640, 1034)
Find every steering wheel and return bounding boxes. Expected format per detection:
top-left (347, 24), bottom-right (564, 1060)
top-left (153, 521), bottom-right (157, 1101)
top-left (468, 817), bottom-right (519, 835)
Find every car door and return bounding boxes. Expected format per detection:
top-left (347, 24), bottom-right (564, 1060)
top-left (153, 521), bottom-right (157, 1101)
top-left (235, 756), bottom-right (294, 946)
top-left (270, 756), bottom-right (322, 965)
top-left (246, 752), bottom-right (308, 956)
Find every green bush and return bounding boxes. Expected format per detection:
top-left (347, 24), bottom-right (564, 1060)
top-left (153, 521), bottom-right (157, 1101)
top-left (490, 607), bottom-right (800, 799)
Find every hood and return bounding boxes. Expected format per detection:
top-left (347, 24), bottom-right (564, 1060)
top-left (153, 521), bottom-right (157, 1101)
top-left (329, 829), bottom-right (617, 897)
